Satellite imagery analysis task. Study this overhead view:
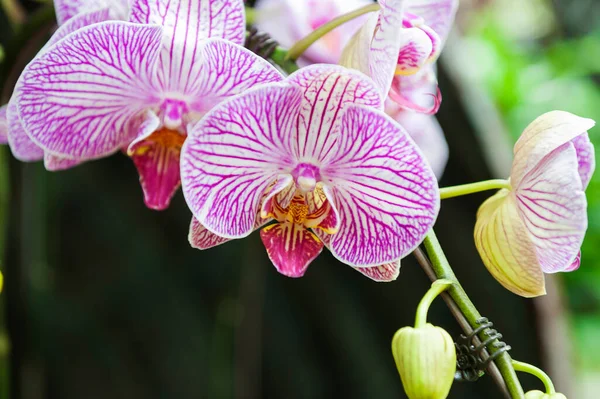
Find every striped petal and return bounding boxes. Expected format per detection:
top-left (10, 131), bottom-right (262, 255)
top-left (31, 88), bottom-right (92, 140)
top-left (189, 217), bottom-right (231, 250)
top-left (0, 105), bottom-right (8, 144)
top-left (322, 105), bottom-right (439, 266)
top-left (390, 108), bottom-right (448, 178)
top-left (187, 39), bottom-right (283, 113)
top-left (340, 0), bottom-right (405, 97)
top-left (515, 142), bottom-right (588, 273)
top-left (6, 96), bottom-right (43, 162)
top-left (181, 84), bottom-right (303, 238)
top-left (260, 222), bottom-right (323, 277)
top-left (287, 64), bottom-right (382, 161)
top-left (354, 261), bottom-right (401, 282)
top-left (44, 153), bottom-right (83, 171)
top-left (17, 22), bottom-right (163, 160)
top-left (475, 189), bottom-right (545, 297)
top-left (395, 27), bottom-right (433, 75)
top-left (130, 0), bottom-right (245, 93)
top-left (406, 0), bottom-right (459, 44)
top-left (55, 0), bottom-right (129, 25)
top-left (45, 8), bottom-right (113, 50)
top-left (572, 132), bottom-right (595, 189)
top-left (512, 111), bottom-right (596, 188)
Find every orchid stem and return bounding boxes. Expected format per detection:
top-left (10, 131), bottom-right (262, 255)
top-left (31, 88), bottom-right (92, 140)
top-left (285, 3), bottom-right (380, 61)
top-left (512, 360), bottom-right (556, 394)
top-left (439, 179), bottom-right (511, 200)
top-left (415, 279), bottom-right (452, 328)
top-left (270, 47), bottom-right (300, 74)
top-left (423, 230), bottom-right (525, 399)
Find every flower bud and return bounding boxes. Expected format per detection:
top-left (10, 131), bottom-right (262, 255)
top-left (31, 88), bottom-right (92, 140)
top-left (391, 323), bottom-right (456, 399)
top-left (525, 391), bottom-right (567, 399)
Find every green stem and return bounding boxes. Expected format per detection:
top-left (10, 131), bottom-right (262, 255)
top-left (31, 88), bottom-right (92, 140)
top-left (512, 360), bottom-right (556, 394)
top-left (439, 179), bottom-right (511, 200)
top-left (285, 3), bottom-right (380, 61)
top-left (423, 230), bottom-right (525, 399)
top-left (415, 279), bottom-right (452, 328)
top-left (270, 47), bottom-right (300, 74)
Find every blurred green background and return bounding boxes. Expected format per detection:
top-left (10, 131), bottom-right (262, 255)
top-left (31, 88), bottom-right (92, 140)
top-left (0, 0), bottom-right (598, 398)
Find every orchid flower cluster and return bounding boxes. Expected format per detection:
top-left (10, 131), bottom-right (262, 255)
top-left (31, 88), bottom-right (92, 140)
top-left (0, 0), bottom-right (595, 397)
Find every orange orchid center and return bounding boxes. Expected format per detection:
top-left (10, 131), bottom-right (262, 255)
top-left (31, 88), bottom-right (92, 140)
top-left (129, 128), bottom-right (186, 157)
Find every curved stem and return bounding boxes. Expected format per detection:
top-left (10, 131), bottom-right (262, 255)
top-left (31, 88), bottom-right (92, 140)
top-left (512, 360), bottom-right (556, 394)
top-left (439, 179), bottom-right (511, 200)
top-left (285, 3), bottom-right (380, 61)
top-left (423, 230), bottom-right (525, 399)
top-left (415, 279), bottom-right (452, 328)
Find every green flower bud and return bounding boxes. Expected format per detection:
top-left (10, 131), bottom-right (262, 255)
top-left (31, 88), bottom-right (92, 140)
top-left (391, 323), bottom-right (456, 399)
top-left (525, 391), bottom-right (567, 399)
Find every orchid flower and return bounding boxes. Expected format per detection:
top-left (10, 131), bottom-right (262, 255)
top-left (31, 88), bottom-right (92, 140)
top-left (254, 0), bottom-right (373, 65)
top-left (181, 64), bottom-right (440, 280)
top-left (475, 111), bottom-right (596, 297)
top-left (0, 0), bottom-right (128, 170)
top-left (16, 0), bottom-right (283, 210)
top-left (340, 0), bottom-right (458, 113)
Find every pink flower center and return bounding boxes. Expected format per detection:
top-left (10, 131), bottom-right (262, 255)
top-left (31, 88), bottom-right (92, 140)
top-left (292, 163), bottom-right (321, 193)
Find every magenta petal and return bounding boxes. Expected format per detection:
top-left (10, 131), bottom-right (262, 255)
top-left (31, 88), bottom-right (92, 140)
top-left (6, 97), bottom-right (43, 161)
top-left (18, 22), bottom-right (163, 160)
top-left (406, 0), bottom-right (459, 43)
top-left (323, 105), bottom-right (439, 266)
top-left (572, 133), bottom-right (595, 189)
top-left (0, 105), bottom-right (8, 144)
top-left (564, 251), bottom-right (581, 272)
top-left (288, 64), bottom-right (383, 161)
top-left (130, 131), bottom-right (184, 210)
top-left (181, 84), bottom-right (302, 238)
top-left (354, 261), bottom-right (401, 282)
top-left (45, 8), bottom-right (113, 50)
top-left (260, 222), bottom-right (323, 278)
top-left (44, 153), bottom-right (83, 171)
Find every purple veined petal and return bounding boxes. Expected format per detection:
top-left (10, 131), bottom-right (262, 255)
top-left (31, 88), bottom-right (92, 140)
top-left (571, 133), bottom-right (595, 189)
top-left (287, 64), bottom-right (382, 162)
top-left (475, 189), bottom-right (546, 297)
top-left (6, 96), bottom-right (44, 161)
top-left (395, 27), bottom-right (433, 75)
top-left (515, 142), bottom-right (588, 274)
top-left (186, 39), bottom-right (284, 113)
top-left (354, 261), bottom-right (401, 282)
top-left (322, 105), bottom-right (439, 267)
top-left (317, 230), bottom-right (399, 281)
top-left (44, 153), bottom-right (84, 171)
top-left (18, 22), bottom-right (163, 160)
top-left (54, 0), bottom-right (129, 25)
top-left (260, 221), bottom-right (323, 278)
top-left (406, 0), bottom-right (459, 44)
top-left (189, 216), bottom-right (232, 249)
top-left (260, 175), bottom-right (294, 218)
top-left (130, 0), bottom-right (245, 92)
top-left (389, 65), bottom-right (441, 114)
top-left (564, 251), bottom-right (581, 272)
top-left (0, 105), bottom-right (8, 144)
top-left (340, 0), bottom-right (405, 97)
top-left (255, 0), bottom-right (373, 65)
top-left (44, 8), bottom-right (113, 52)
top-left (389, 108), bottom-right (448, 178)
top-left (512, 111), bottom-right (595, 188)
top-left (181, 84), bottom-right (303, 238)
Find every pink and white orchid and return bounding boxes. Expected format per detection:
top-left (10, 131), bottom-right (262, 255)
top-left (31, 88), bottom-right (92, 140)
top-left (254, 0), bottom-right (373, 65)
top-left (340, 0), bottom-right (458, 113)
top-left (181, 64), bottom-right (440, 280)
top-left (0, 0), bottom-right (129, 170)
top-left (475, 111), bottom-right (596, 297)
top-left (16, 0), bottom-right (283, 210)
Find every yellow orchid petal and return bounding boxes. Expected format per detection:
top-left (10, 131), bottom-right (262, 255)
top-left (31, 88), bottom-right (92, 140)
top-left (474, 189), bottom-right (546, 298)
